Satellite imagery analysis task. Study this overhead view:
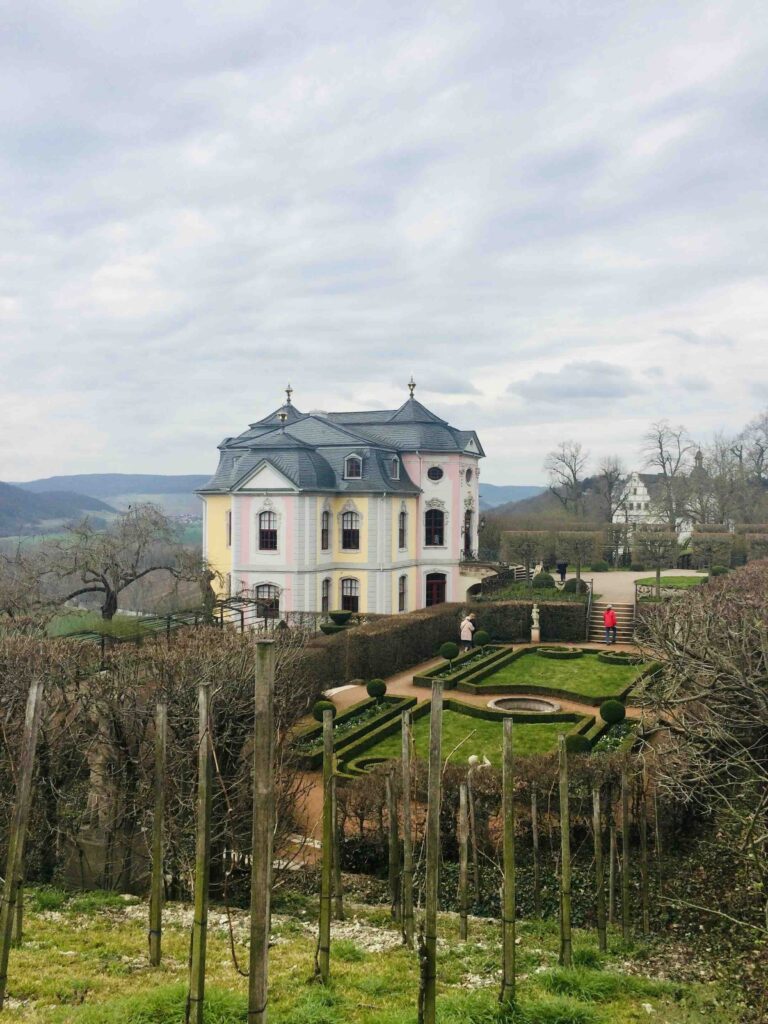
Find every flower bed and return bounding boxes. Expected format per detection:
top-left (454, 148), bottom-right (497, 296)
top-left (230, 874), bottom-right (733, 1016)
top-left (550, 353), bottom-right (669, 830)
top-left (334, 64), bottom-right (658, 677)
top-left (412, 644), bottom-right (510, 689)
top-left (292, 694), bottom-right (417, 769)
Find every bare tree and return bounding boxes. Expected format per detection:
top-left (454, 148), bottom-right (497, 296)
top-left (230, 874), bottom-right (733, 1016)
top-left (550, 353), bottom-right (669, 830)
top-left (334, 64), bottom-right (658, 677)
top-left (555, 530), bottom-right (603, 582)
top-left (594, 456), bottom-right (626, 523)
top-left (38, 505), bottom-right (185, 619)
top-left (641, 421), bottom-right (695, 530)
top-left (544, 442), bottom-right (588, 517)
top-left (501, 531), bottom-right (548, 586)
top-left (632, 525), bottom-right (678, 598)
top-left (741, 408), bottom-right (768, 487)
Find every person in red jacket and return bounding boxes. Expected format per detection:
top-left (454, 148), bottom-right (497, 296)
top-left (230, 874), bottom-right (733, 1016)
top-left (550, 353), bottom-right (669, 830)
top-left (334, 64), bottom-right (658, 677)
top-left (603, 605), bottom-right (617, 645)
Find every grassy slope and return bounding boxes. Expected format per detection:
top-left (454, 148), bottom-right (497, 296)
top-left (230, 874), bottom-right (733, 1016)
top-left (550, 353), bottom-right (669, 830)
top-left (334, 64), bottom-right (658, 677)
top-left (3, 889), bottom-right (737, 1024)
top-left (361, 708), bottom-right (581, 766)
top-left (481, 653), bottom-right (641, 699)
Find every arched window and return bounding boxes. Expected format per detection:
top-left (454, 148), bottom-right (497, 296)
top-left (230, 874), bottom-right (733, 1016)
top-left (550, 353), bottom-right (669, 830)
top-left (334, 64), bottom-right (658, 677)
top-left (255, 584), bottom-right (279, 619)
top-left (341, 511), bottom-right (360, 550)
top-left (463, 509), bottom-right (473, 556)
top-left (321, 578), bottom-right (331, 614)
top-left (341, 577), bottom-right (359, 612)
top-left (391, 458), bottom-right (400, 480)
top-left (344, 455), bottom-right (362, 479)
top-left (425, 508), bottom-right (444, 546)
top-left (398, 574), bottom-right (407, 612)
top-left (321, 510), bottom-right (330, 551)
top-left (398, 509), bottom-right (407, 549)
top-left (258, 511), bottom-right (278, 550)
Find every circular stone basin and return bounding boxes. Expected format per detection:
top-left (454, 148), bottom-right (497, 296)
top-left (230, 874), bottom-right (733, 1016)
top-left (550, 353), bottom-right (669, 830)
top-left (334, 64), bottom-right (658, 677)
top-left (488, 696), bottom-right (561, 714)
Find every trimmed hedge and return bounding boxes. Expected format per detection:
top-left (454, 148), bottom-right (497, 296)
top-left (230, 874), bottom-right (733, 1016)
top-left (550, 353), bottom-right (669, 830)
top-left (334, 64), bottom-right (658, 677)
top-left (591, 561), bottom-right (610, 572)
top-left (293, 599), bottom-right (587, 693)
top-left (599, 699), bottom-right (626, 725)
top-left (535, 645), bottom-right (583, 660)
top-left (329, 610), bottom-right (352, 625)
top-left (532, 572), bottom-right (556, 589)
top-left (563, 578), bottom-right (589, 595)
top-left (565, 734), bottom-right (592, 754)
top-left (296, 694), bottom-right (417, 769)
top-left (367, 678), bottom-right (387, 700)
top-left (597, 650), bottom-right (641, 665)
top-left (312, 699), bottom-right (336, 722)
top-left (413, 644), bottom-right (510, 689)
top-left (320, 623), bottom-right (347, 635)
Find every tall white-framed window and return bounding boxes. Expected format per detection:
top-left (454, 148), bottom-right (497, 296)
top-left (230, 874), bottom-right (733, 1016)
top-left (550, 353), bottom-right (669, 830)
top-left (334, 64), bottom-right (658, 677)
top-left (341, 577), bottom-right (360, 612)
top-left (344, 454), bottom-right (362, 479)
top-left (398, 509), bottom-right (407, 549)
top-left (225, 509), bottom-right (232, 548)
top-left (398, 574), bottom-right (407, 612)
top-left (321, 577), bottom-right (331, 614)
top-left (341, 511), bottom-right (360, 550)
top-left (258, 510), bottom-right (278, 550)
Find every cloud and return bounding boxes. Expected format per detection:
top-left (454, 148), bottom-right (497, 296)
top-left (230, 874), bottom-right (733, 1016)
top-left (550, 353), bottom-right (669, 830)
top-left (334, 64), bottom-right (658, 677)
top-left (0, 0), bottom-right (766, 484)
top-left (507, 362), bottom-right (644, 403)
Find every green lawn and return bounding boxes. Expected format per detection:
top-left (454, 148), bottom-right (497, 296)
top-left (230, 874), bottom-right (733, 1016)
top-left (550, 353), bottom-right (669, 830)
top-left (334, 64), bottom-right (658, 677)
top-left (48, 610), bottom-right (156, 639)
top-left (475, 583), bottom-right (588, 602)
top-left (0, 888), bottom-right (739, 1024)
top-left (356, 707), bottom-right (582, 767)
top-left (476, 651), bottom-right (643, 700)
top-left (636, 575), bottom-right (704, 589)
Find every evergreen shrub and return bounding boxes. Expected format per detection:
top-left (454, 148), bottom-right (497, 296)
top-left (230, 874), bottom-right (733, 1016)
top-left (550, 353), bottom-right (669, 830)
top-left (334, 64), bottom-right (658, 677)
top-left (474, 629), bottom-right (490, 648)
top-left (329, 610), bottom-right (352, 625)
top-left (532, 572), bottom-right (556, 589)
top-left (366, 678), bottom-right (387, 701)
top-left (536, 645), bottom-right (583, 660)
top-left (591, 561), bottom-right (610, 572)
top-left (312, 700), bottom-right (337, 723)
top-left (599, 699), bottom-right (626, 725)
top-left (711, 565), bottom-right (730, 576)
top-left (565, 734), bottom-right (592, 754)
top-left (439, 642), bottom-right (460, 666)
top-left (630, 563), bottom-right (645, 572)
top-left (320, 623), bottom-right (347, 635)
top-left (563, 578), bottom-right (589, 594)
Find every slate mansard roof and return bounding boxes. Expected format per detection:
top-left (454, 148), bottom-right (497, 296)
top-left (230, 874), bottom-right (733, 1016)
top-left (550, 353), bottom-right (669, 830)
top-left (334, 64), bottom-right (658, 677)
top-left (198, 398), bottom-right (484, 495)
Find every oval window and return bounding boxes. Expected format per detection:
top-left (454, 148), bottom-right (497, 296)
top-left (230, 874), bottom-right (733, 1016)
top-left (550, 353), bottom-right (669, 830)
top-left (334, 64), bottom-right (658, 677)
top-left (427, 466), bottom-right (443, 481)
top-left (465, 468), bottom-right (473, 483)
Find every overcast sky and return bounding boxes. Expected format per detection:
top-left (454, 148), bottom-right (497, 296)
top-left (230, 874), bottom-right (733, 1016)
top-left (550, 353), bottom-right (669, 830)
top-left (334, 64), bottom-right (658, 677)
top-left (2, 1), bottom-right (766, 486)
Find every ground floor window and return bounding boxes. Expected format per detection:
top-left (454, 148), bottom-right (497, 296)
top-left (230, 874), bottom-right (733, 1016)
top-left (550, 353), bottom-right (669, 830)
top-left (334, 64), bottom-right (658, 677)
top-left (341, 577), bottom-right (359, 612)
top-left (255, 583), bottom-right (280, 619)
top-left (425, 572), bottom-right (446, 606)
top-left (321, 578), bottom-right (330, 614)
top-left (398, 574), bottom-right (407, 612)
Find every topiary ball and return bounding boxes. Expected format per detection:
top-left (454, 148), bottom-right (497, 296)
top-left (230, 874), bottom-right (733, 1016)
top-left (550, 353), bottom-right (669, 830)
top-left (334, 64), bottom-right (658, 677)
top-left (329, 610), bottom-right (352, 625)
top-left (710, 565), bottom-right (730, 576)
top-left (563, 578), bottom-right (589, 594)
top-left (599, 699), bottom-right (626, 725)
top-left (630, 563), bottom-right (645, 572)
top-left (591, 561), bottom-right (610, 572)
top-left (565, 734), bottom-right (591, 754)
top-left (439, 641), bottom-right (460, 663)
top-left (532, 572), bottom-right (556, 589)
top-left (312, 699), bottom-right (337, 723)
top-left (474, 630), bottom-right (490, 648)
top-left (367, 678), bottom-right (387, 701)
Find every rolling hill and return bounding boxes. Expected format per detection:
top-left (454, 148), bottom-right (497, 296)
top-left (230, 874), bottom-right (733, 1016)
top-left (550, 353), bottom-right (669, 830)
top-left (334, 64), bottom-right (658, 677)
top-left (15, 474), bottom-right (210, 518)
top-left (479, 483), bottom-right (546, 509)
top-left (0, 481), bottom-right (116, 536)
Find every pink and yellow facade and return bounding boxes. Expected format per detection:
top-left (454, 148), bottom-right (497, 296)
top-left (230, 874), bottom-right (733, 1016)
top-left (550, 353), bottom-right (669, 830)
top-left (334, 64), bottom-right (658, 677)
top-left (198, 389), bottom-right (486, 616)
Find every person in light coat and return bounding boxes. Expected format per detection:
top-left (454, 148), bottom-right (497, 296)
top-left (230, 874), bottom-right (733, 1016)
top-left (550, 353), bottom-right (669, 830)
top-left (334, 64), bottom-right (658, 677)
top-left (460, 612), bottom-right (476, 651)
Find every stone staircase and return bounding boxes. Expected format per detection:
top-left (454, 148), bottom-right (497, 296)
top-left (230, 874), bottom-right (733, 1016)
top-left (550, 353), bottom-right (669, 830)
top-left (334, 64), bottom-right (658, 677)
top-left (588, 601), bottom-right (635, 644)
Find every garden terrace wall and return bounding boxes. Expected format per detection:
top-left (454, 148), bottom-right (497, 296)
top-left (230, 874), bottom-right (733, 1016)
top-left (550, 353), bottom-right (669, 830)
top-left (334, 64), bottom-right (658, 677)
top-left (294, 599), bottom-right (587, 692)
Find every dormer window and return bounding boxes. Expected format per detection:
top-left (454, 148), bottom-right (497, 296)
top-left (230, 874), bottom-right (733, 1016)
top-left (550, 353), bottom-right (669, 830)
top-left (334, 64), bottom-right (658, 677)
top-left (391, 458), bottom-right (400, 480)
top-left (345, 455), bottom-right (362, 479)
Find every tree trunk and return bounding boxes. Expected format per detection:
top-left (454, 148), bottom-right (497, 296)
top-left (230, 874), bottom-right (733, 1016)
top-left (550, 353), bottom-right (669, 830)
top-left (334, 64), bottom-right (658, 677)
top-left (149, 701), bottom-right (167, 967)
top-left (186, 682), bottom-right (212, 1024)
top-left (531, 782), bottom-right (541, 916)
top-left (401, 711), bottom-right (414, 947)
top-left (101, 588), bottom-right (118, 620)
top-left (0, 678), bottom-right (44, 1010)
top-left (422, 681), bottom-right (443, 1024)
top-left (332, 776), bottom-right (344, 922)
top-left (248, 640), bottom-right (275, 1024)
top-left (458, 783), bottom-right (469, 941)
top-left (316, 710), bottom-right (334, 983)
top-left (592, 783), bottom-right (607, 952)
top-left (655, 565), bottom-right (661, 600)
top-left (500, 718), bottom-right (516, 1006)
top-left (386, 771), bottom-right (401, 922)
top-left (558, 734), bottom-right (572, 968)
top-left (621, 768), bottom-right (631, 944)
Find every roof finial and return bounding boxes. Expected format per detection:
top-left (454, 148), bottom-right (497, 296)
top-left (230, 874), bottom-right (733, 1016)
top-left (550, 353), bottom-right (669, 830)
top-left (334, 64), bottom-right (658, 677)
top-left (408, 375), bottom-right (416, 399)
top-left (285, 382), bottom-right (293, 406)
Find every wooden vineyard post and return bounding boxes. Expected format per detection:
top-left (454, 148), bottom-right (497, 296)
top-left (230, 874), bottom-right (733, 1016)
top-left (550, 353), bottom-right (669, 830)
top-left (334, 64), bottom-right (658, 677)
top-left (11, 874), bottom-right (23, 949)
top-left (467, 770), bottom-right (480, 905)
top-left (558, 734), bottom-right (572, 968)
top-left (248, 640), bottom-right (275, 1024)
top-left (0, 678), bottom-right (44, 1011)
top-left (331, 776), bottom-right (344, 921)
top-left (592, 782), bottom-right (607, 952)
top-left (653, 782), bottom-right (664, 901)
top-left (186, 683), bottom-right (212, 1024)
top-left (421, 681), bottom-right (443, 1024)
top-left (500, 717), bottom-right (516, 1007)
top-left (401, 710), bottom-right (414, 948)
top-left (621, 766), bottom-right (631, 944)
top-left (639, 768), bottom-right (650, 938)
top-left (458, 783), bottom-right (469, 941)
top-left (608, 823), bottom-right (617, 926)
top-left (386, 770), bottom-right (401, 921)
top-left (316, 709), bottom-right (334, 984)
top-left (149, 700), bottom-right (167, 967)
top-left (531, 781), bottom-right (541, 916)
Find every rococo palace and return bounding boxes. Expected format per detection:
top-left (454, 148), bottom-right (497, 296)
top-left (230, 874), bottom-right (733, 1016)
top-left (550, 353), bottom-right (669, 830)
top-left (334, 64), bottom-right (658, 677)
top-left (198, 381), bottom-right (487, 616)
